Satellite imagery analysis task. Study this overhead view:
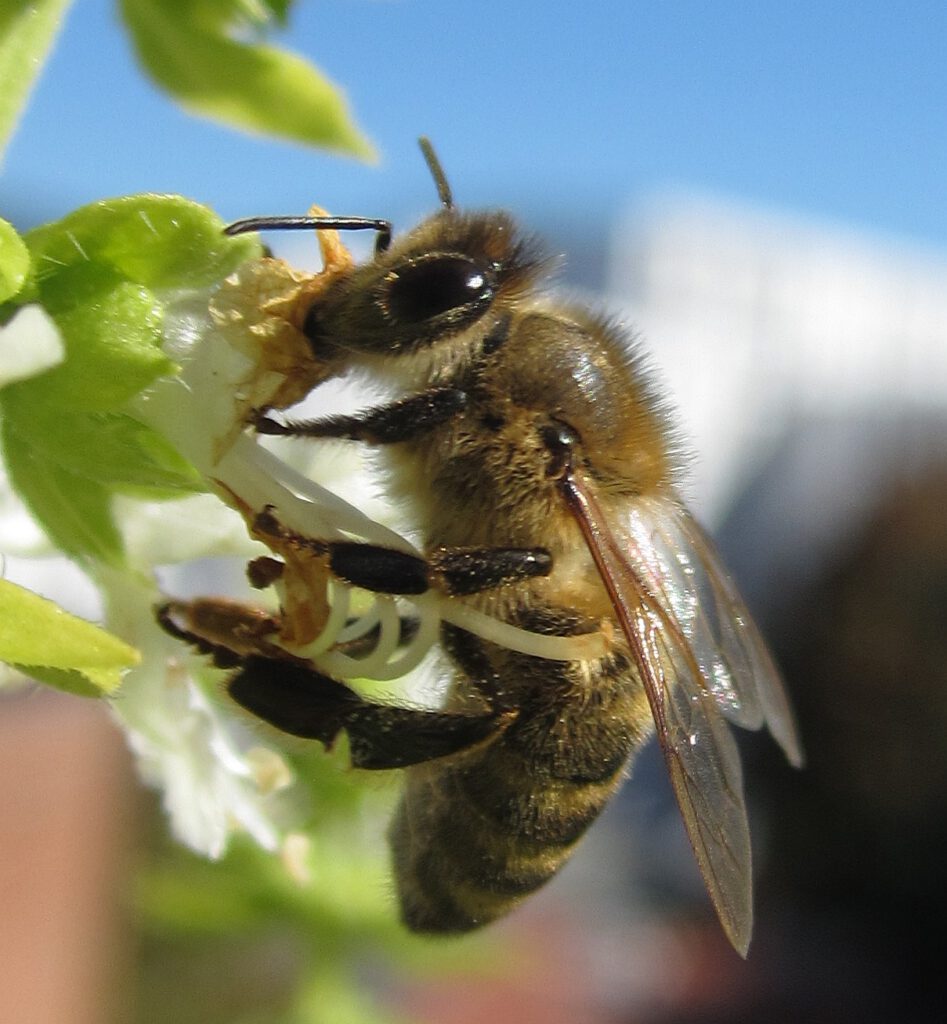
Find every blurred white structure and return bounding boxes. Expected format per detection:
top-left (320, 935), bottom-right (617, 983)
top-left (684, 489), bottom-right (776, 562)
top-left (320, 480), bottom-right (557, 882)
top-left (608, 195), bottom-right (947, 525)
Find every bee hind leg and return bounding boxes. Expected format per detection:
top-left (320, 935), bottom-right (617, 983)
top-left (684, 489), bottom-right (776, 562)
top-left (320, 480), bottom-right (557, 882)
top-left (229, 655), bottom-right (512, 769)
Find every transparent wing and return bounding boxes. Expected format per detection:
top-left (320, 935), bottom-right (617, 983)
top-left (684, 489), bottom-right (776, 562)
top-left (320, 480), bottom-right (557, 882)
top-left (626, 496), bottom-right (803, 768)
top-left (560, 476), bottom-right (801, 956)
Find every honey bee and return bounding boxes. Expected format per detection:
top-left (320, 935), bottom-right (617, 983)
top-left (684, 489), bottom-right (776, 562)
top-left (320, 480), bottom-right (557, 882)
top-left (167, 139), bottom-right (802, 956)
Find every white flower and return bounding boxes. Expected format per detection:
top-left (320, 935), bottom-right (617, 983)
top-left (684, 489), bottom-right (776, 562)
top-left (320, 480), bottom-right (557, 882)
top-left (100, 567), bottom-right (297, 858)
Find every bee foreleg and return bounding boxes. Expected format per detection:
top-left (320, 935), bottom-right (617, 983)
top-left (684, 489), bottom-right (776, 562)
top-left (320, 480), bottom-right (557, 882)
top-left (156, 600), bottom-right (282, 668)
top-left (255, 386), bottom-right (467, 444)
top-left (229, 655), bottom-right (511, 769)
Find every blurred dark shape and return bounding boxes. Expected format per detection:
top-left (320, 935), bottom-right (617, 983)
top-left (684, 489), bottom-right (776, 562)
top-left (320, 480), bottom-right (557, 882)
top-left (712, 418), bottom-right (947, 1023)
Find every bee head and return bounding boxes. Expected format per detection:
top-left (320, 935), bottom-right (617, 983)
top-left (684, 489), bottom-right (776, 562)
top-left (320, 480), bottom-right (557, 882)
top-left (224, 139), bottom-right (544, 366)
top-left (301, 204), bottom-right (545, 364)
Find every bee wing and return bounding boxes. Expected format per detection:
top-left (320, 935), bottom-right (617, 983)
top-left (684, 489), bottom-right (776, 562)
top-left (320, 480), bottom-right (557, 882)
top-left (561, 476), bottom-right (801, 956)
top-left (628, 496), bottom-right (804, 767)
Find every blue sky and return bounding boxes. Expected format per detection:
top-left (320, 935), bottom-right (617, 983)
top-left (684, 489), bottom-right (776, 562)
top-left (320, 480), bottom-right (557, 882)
top-left (4, 0), bottom-right (947, 266)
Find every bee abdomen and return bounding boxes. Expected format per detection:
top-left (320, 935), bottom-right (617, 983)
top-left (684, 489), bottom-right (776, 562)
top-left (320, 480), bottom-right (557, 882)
top-left (388, 736), bottom-right (629, 933)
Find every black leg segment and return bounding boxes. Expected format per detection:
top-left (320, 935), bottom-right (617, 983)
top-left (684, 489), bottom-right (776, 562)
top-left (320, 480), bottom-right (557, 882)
top-left (229, 655), bottom-right (511, 770)
top-left (429, 546), bottom-right (552, 596)
top-left (252, 507), bottom-right (551, 599)
top-left (329, 542), bottom-right (430, 594)
top-left (256, 387), bottom-right (468, 445)
top-left (330, 542), bottom-right (553, 597)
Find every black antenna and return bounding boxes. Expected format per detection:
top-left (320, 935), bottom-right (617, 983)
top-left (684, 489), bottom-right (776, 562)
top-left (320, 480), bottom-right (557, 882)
top-left (418, 136), bottom-right (453, 209)
top-left (224, 214), bottom-right (392, 254)
top-left (222, 137), bottom-right (452, 253)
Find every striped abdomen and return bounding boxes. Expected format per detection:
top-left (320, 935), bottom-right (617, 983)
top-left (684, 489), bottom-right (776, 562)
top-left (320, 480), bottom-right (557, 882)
top-left (388, 651), bottom-right (649, 932)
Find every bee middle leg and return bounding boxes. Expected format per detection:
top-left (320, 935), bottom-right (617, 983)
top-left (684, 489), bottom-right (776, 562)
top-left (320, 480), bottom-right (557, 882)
top-left (229, 655), bottom-right (513, 770)
top-left (328, 542), bottom-right (553, 597)
top-left (252, 506), bottom-right (552, 598)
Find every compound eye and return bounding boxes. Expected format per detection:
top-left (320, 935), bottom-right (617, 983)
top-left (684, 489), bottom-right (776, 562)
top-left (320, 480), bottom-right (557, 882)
top-left (384, 255), bottom-right (494, 324)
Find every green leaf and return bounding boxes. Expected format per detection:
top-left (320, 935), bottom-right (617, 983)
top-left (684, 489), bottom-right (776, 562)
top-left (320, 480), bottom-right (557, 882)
top-left (119, 0), bottom-right (374, 159)
top-left (0, 218), bottom-right (29, 303)
top-left (12, 197), bottom-right (256, 415)
top-left (25, 194), bottom-right (260, 293)
top-left (0, 0), bottom-right (73, 163)
top-left (16, 266), bottom-right (171, 413)
top-left (16, 665), bottom-right (109, 699)
top-left (0, 396), bottom-right (206, 492)
top-left (260, 0), bottom-right (292, 26)
top-left (15, 196), bottom-right (259, 415)
top-left (0, 578), bottom-right (139, 695)
top-left (0, 195), bottom-right (256, 562)
top-left (2, 417), bottom-right (125, 565)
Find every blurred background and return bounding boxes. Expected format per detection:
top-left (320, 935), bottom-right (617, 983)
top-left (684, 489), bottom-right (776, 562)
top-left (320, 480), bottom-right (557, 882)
top-left (2, 1), bottom-right (947, 1021)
